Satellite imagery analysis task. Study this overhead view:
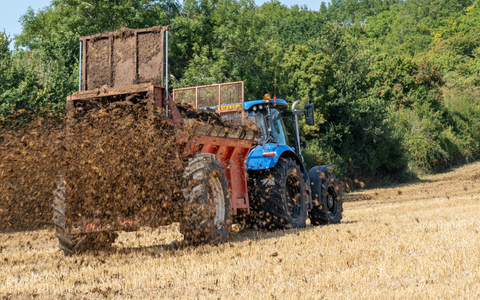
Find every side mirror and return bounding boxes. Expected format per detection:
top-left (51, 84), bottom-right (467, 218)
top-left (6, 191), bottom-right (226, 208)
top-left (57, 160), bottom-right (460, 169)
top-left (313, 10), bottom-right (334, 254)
top-left (302, 140), bottom-right (307, 148)
top-left (304, 104), bottom-right (314, 126)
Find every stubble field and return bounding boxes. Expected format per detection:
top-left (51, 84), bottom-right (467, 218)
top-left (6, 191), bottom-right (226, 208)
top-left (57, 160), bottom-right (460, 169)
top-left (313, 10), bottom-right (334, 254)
top-left (1, 162), bottom-right (480, 299)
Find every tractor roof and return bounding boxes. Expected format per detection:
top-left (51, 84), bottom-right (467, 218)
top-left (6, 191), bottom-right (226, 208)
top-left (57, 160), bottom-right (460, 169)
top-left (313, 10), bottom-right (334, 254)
top-left (244, 99), bottom-right (288, 111)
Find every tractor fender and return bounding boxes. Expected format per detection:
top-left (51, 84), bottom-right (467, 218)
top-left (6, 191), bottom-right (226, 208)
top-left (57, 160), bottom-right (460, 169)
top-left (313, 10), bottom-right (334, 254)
top-left (308, 165), bottom-right (333, 206)
top-left (245, 143), bottom-right (310, 184)
top-left (245, 143), bottom-right (297, 170)
top-left (246, 143), bottom-right (312, 208)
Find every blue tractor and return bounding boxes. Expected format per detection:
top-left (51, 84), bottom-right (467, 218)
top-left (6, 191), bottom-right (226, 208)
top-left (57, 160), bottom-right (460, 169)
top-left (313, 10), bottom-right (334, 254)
top-left (243, 97), bottom-right (343, 230)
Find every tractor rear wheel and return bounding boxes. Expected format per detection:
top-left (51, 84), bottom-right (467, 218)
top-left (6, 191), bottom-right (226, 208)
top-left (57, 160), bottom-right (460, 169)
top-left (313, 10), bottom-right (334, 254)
top-left (308, 173), bottom-right (343, 225)
top-left (53, 177), bottom-right (117, 256)
top-left (249, 157), bottom-right (308, 230)
top-left (181, 153), bottom-right (232, 245)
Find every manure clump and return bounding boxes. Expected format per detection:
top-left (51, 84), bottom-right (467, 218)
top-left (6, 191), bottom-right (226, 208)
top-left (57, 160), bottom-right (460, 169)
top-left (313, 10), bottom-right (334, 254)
top-left (1, 99), bottom-right (259, 250)
top-left (0, 104), bottom-right (189, 233)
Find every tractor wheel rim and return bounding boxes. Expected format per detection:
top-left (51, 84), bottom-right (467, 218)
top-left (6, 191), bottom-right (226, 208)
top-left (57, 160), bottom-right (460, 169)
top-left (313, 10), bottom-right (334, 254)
top-left (327, 194), bottom-right (334, 208)
top-left (286, 174), bottom-right (301, 221)
top-left (209, 176), bottom-right (225, 229)
top-left (327, 186), bottom-right (337, 217)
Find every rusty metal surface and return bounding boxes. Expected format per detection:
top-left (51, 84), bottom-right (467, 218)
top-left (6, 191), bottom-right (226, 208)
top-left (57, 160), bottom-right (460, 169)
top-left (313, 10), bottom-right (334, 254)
top-left (65, 84), bottom-right (175, 131)
top-left (68, 83), bottom-right (157, 102)
top-left (152, 86), bottom-right (164, 108)
top-left (167, 92), bottom-right (182, 130)
top-left (182, 135), bottom-right (254, 214)
top-left (80, 26), bottom-right (168, 91)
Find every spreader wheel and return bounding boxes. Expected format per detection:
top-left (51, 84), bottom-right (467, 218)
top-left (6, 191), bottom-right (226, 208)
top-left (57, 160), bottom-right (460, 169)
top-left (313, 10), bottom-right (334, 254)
top-left (53, 177), bottom-right (117, 255)
top-left (181, 153), bottom-right (232, 245)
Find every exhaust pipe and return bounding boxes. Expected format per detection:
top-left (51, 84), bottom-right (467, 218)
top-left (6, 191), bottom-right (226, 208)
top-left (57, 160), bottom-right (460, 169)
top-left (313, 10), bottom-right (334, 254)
top-left (292, 100), bottom-right (302, 157)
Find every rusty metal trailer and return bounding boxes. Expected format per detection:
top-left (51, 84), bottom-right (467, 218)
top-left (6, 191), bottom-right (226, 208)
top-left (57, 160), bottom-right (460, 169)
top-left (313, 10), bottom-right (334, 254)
top-left (56, 28), bottom-right (257, 252)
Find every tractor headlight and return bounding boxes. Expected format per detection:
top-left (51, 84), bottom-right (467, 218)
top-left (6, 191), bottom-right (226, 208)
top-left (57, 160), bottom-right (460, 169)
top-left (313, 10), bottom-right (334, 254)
top-left (253, 106), bottom-right (257, 111)
top-left (259, 105), bottom-right (263, 110)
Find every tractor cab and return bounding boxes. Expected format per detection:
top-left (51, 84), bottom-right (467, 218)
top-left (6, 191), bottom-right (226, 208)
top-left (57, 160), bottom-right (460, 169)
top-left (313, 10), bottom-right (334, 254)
top-left (244, 95), bottom-right (314, 160)
top-left (244, 98), bottom-right (289, 145)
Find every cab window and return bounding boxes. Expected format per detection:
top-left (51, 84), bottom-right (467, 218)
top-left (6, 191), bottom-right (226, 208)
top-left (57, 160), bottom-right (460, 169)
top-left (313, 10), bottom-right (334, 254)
top-left (271, 109), bottom-right (288, 145)
top-left (247, 111), bottom-right (266, 142)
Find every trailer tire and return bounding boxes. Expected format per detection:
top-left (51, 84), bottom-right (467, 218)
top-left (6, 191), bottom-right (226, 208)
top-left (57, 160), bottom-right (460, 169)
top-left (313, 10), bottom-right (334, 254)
top-left (308, 173), bottom-right (343, 225)
top-left (53, 178), bottom-right (117, 256)
top-left (181, 153), bottom-right (232, 245)
top-left (249, 157), bottom-right (308, 230)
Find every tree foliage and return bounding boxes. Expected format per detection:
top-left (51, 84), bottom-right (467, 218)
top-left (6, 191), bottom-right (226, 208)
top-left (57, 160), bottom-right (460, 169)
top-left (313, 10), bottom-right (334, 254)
top-left (2, 0), bottom-right (480, 179)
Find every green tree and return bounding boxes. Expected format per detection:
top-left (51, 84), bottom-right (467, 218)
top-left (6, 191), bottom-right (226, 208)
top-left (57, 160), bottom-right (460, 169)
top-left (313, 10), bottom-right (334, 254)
top-left (171, 0), bottom-right (273, 99)
top-left (7, 0), bottom-right (180, 119)
top-left (367, 0), bottom-right (475, 55)
top-left (3, 0), bottom-right (480, 179)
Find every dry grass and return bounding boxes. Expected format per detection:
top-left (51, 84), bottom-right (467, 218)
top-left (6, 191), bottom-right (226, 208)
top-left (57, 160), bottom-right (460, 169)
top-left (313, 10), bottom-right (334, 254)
top-left (1, 163), bottom-right (480, 299)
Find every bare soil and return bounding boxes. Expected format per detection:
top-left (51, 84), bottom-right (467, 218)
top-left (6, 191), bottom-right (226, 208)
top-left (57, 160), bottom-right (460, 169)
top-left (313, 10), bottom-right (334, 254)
top-left (0, 160), bottom-right (479, 298)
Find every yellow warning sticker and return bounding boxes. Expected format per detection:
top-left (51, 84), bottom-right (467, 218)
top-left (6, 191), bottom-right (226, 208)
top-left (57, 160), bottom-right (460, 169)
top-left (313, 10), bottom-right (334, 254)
top-left (219, 104), bottom-right (241, 110)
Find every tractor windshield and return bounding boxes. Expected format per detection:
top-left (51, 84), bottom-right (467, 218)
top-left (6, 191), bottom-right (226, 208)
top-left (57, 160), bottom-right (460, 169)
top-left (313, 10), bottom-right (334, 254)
top-left (247, 111), bottom-right (267, 142)
top-left (270, 109), bottom-right (289, 145)
top-left (247, 108), bottom-right (290, 145)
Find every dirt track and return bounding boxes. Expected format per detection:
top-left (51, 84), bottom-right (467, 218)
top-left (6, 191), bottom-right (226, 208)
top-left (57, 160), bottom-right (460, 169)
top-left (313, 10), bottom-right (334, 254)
top-left (1, 162), bottom-right (479, 299)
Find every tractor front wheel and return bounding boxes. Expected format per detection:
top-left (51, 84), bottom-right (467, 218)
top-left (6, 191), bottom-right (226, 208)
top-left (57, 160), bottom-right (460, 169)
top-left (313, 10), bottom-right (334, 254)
top-left (308, 172), bottom-right (343, 225)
